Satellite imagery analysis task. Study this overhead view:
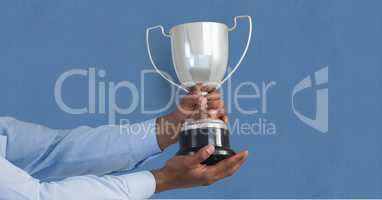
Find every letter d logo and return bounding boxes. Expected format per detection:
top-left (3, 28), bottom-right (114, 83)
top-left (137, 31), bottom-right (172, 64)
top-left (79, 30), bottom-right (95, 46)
top-left (292, 66), bottom-right (328, 133)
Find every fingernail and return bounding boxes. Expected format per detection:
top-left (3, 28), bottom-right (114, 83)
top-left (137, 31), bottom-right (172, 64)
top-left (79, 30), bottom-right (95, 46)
top-left (206, 145), bottom-right (215, 154)
top-left (244, 151), bottom-right (249, 158)
top-left (209, 110), bottom-right (218, 115)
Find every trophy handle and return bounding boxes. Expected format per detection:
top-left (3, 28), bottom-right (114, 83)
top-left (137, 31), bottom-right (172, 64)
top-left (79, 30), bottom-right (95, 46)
top-left (146, 25), bottom-right (190, 92)
top-left (218, 15), bottom-right (253, 88)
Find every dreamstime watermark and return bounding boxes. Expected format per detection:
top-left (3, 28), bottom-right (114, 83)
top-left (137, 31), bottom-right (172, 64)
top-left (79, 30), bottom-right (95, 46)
top-left (54, 66), bottom-right (328, 136)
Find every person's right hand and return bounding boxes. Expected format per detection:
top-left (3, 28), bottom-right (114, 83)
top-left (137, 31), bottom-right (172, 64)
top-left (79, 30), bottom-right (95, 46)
top-left (151, 145), bottom-right (248, 192)
top-left (155, 85), bottom-right (227, 150)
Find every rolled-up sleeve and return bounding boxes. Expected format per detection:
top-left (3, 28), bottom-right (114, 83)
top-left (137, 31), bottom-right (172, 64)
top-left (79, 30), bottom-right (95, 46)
top-left (0, 117), bottom-right (162, 181)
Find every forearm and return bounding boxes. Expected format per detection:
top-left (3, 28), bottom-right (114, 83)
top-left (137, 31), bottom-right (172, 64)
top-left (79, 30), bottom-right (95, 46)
top-left (1, 156), bottom-right (156, 200)
top-left (0, 117), bottom-right (161, 180)
top-left (39, 171), bottom-right (156, 200)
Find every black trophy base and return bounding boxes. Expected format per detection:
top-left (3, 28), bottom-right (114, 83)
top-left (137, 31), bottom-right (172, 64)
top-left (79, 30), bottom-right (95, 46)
top-left (177, 120), bottom-right (235, 165)
top-left (178, 146), bottom-right (235, 165)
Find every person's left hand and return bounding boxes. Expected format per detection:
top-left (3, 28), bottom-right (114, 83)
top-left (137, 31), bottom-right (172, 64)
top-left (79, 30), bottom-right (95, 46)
top-left (152, 145), bottom-right (248, 192)
top-left (156, 85), bottom-right (227, 150)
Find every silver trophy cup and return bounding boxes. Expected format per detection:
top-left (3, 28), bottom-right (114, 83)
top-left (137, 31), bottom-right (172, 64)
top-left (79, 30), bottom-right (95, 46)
top-left (146, 15), bottom-right (252, 165)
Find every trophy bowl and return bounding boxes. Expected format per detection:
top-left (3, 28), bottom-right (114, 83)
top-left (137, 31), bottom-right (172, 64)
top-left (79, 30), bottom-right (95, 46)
top-left (146, 16), bottom-right (253, 165)
top-left (170, 22), bottom-right (229, 88)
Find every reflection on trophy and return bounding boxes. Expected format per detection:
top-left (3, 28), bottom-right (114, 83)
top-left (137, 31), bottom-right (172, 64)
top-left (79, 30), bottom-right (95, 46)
top-left (146, 16), bottom-right (253, 165)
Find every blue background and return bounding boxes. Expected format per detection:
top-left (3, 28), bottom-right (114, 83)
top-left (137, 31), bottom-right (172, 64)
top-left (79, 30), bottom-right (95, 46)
top-left (0, 0), bottom-right (381, 198)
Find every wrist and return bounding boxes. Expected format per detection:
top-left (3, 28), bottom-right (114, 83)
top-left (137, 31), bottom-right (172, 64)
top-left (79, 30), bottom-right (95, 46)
top-left (155, 114), bottom-right (182, 150)
top-left (152, 168), bottom-right (173, 193)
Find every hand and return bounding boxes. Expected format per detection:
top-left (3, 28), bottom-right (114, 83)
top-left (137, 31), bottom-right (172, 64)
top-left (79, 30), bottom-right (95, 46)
top-left (152, 145), bottom-right (248, 192)
top-left (205, 87), bottom-right (228, 123)
top-left (156, 85), bottom-right (227, 150)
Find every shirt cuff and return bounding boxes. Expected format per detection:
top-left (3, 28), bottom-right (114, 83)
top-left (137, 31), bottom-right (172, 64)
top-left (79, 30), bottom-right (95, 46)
top-left (119, 171), bottom-right (156, 199)
top-left (0, 135), bottom-right (6, 157)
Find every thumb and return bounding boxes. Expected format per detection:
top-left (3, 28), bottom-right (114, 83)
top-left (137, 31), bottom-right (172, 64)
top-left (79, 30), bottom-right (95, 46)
top-left (187, 145), bottom-right (215, 165)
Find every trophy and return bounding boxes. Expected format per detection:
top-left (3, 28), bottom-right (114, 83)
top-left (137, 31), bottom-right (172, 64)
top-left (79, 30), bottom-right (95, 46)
top-left (146, 16), bottom-right (252, 165)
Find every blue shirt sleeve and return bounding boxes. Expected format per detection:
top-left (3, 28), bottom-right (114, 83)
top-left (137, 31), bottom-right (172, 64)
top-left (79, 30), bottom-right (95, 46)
top-left (0, 156), bottom-right (157, 200)
top-left (0, 117), bottom-right (162, 181)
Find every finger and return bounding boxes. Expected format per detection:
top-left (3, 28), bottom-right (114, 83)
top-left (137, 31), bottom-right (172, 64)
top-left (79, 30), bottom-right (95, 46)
top-left (207, 109), bottom-right (219, 119)
top-left (179, 95), bottom-right (199, 110)
top-left (212, 152), bottom-right (247, 181)
top-left (193, 96), bottom-right (207, 117)
top-left (177, 95), bottom-right (201, 115)
top-left (207, 108), bottom-right (226, 118)
top-left (207, 100), bottom-right (224, 110)
top-left (201, 85), bottom-right (216, 93)
top-left (206, 89), bottom-right (222, 100)
top-left (222, 115), bottom-right (229, 124)
top-left (200, 96), bottom-right (208, 106)
top-left (189, 83), bottom-right (203, 95)
top-left (214, 155), bottom-right (247, 180)
top-left (207, 92), bottom-right (221, 101)
top-left (185, 145), bottom-right (215, 166)
top-left (217, 112), bottom-right (229, 124)
top-left (180, 94), bottom-right (200, 106)
top-left (208, 109), bottom-right (225, 119)
top-left (207, 150), bottom-right (248, 176)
